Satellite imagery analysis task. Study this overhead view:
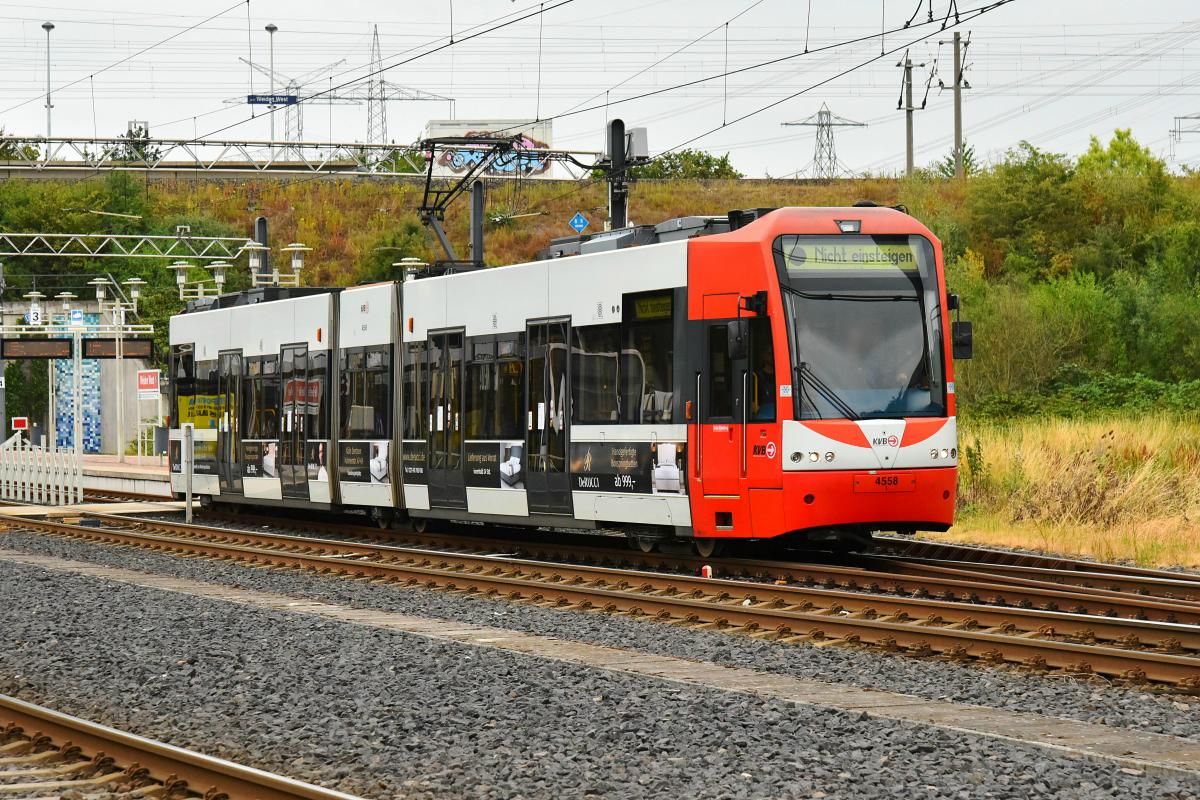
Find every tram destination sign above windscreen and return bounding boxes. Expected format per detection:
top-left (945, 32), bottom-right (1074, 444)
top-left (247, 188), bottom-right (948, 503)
top-left (82, 338), bottom-right (154, 359)
top-left (777, 236), bottom-right (921, 272)
top-left (1, 339), bottom-right (72, 359)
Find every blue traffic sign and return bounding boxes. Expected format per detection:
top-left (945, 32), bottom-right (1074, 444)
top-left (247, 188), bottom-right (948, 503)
top-left (569, 212), bottom-right (589, 234)
top-left (69, 309), bottom-right (84, 326)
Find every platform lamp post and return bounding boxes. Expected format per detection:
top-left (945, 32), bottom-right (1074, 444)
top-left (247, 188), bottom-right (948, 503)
top-left (265, 23), bottom-right (278, 157)
top-left (41, 22), bottom-right (54, 139)
top-left (280, 242), bottom-right (311, 287)
top-left (243, 242), bottom-right (269, 287)
top-left (206, 261), bottom-right (230, 295)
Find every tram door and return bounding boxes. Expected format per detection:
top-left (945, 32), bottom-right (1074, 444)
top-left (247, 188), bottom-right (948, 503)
top-left (216, 350), bottom-right (243, 495)
top-left (428, 331), bottom-right (466, 509)
top-left (525, 319), bottom-right (572, 514)
top-left (279, 344), bottom-right (309, 500)
top-left (700, 301), bottom-right (745, 497)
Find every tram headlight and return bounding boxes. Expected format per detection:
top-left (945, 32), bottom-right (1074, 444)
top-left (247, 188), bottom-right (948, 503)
top-left (791, 451), bottom-right (802, 463)
top-left (930, 448), bottom-right (940, 460)
top-left (808, 452), bottom-right (820, 463)
top-left (824, 451), bottom-right (835, 462)
top-left (940, 448), bottom-right (950, 459)
top-left (950, 448), bottom-right (957, 459)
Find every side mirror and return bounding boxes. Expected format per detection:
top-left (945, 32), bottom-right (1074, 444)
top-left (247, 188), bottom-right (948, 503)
top-left (946, 293), bottom-right (960, 312)
top-left (952, 320), bottom-right (973, 360)
top-left (727, 319), bottom-right (749, 360)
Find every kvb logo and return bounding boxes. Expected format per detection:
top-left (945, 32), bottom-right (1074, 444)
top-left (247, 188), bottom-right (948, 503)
top-left (871, 435), bottom-right (899, 448)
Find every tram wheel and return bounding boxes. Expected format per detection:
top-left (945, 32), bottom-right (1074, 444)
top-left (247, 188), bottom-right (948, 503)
top-left (371, 507), bottom-right (394, 530)
top-left (693, 538), bottom-right (724, 559)
top-left (411, 516), bottom-right (429, 534)
top-left (635, 537), bottom-right (657, 554)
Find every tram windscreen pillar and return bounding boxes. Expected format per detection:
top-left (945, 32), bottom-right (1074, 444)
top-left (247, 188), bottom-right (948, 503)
top-left (470, 180), bottom-right (485, 267)
top-left (607, 118), bottom-right (627, 230)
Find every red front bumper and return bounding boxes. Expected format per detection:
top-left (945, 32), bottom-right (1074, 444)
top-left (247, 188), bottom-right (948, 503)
top-left (691, 467), bottom-right (958, 539)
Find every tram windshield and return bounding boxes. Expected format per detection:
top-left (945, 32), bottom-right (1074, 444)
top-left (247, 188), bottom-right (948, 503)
top-left (772, 233), bottom-right (946, 420)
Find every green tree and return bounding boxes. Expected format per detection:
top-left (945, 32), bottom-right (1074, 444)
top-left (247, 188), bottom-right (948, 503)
top-left (358, 220), bottom-right (431, 281)
top-left (932, 142), bottom-right (978, 179)
top-left (626, 149), bottom-right (743, 180)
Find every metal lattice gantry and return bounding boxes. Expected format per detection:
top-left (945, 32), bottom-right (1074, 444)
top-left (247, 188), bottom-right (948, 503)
top-left (782, 103), bottom-right (867, 180)
top-left (225, 58), bottom-right (360, 143)
top-left (0, 136), bottom-right (597, 179)
top-left (0, 232), bottom-right (252, 260)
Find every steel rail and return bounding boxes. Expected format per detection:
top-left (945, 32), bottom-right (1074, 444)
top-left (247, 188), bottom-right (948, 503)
top-left (869, 555), bottom-right (1200, 601)
top-left (871, 535), bottom-right (1200, 583)
top-left (8, 515), bottom-right (1199, 687)
top-left (0, 694), bottom-right (363, 800)
top-left (87, 514), bottom-right (1200, 652)
top-left (193, 510), bottom-right (1200, 625)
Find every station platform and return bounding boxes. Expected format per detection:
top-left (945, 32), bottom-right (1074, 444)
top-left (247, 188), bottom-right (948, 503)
top-left (0, 500), bottom-right (190, 517)
top-left (80, 454), bottom-right (173, 499)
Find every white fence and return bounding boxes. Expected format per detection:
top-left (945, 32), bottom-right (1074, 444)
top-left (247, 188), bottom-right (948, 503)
top-left (0, 434), bottom-right (83, 505)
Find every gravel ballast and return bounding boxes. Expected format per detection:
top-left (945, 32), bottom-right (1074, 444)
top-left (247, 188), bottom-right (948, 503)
top-left (2, 529), bottom-right (1196, 742)
top-left (1, 557), bottom-right (1196, 800)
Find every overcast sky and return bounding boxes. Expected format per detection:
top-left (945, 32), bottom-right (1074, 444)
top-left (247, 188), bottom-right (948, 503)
top-left (0, 0), bottom-right (1198, 177)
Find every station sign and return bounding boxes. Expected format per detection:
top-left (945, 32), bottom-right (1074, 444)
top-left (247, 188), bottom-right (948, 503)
top-left (247, 94), bottom-right (299, 106)
top-left (137, 369), bottom-right (161, 401)
top-left (1, 339), bottom-right (72, 359)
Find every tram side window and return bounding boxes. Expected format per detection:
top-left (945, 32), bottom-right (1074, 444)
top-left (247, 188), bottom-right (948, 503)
top-left (748, 318), bottom-right (775, 422)
top-left (571, 324), bottom-right (621, 423)
top-left (496, 335), bottom-right (524, 440)
top-left (171, 344), bottom-right (195, 427)
top-left (192, 359), bottom-right (219, 429)
top-left (307, 351), bottom-right (328, 440)
top-left (622, 291), bottom-right (675, 423)
top-left (341, 346), bottom-right (392, 439)
top-left (466, 338), bottom-right (496, 439)
top-left (240, 357), bottom-right (280, 439)
top-left (402, 342), bottom-right (427, 440)
top-left (707, 325), bottom-right (733, 419)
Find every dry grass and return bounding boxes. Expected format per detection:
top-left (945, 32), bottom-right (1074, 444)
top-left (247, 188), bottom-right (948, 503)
top-left (943, 415), bottom-right (1200, 568)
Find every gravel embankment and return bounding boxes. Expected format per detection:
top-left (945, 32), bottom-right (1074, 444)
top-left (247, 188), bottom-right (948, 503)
top-left (2, 530), bottom-right (1197, 743)
top-left (0, 556), bottom-right (1195, 800)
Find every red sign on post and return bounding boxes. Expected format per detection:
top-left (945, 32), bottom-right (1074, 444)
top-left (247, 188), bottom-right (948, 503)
top-left (137, 369), bottom-right (161, 401)
top-left (10, 417), bottom-right (28, 431)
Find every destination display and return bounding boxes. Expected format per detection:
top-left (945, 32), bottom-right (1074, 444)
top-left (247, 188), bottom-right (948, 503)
top-left (83, 338), bottom-right (154, 359)
top-left (776, 236), bottom-right (921, 273)
top-left (568, 441), bottom-right (687, 495)
top-left (1, 339), bottom-right (72, 359)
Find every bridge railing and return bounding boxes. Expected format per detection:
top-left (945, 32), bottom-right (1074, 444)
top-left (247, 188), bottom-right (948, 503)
top-left (0, 435), bottom-right (83, 505)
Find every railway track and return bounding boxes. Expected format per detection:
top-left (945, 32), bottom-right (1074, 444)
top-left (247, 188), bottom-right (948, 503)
top-left (201, 509), bottom-right (1200, 623)
top-left (0, 693), bottom-right (361, 800)
top-left (3, 512), bottom-right (1199, 690)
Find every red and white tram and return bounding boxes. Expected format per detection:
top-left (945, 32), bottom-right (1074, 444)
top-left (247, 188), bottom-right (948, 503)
top-left (168, 205), bottom-right (971, 552)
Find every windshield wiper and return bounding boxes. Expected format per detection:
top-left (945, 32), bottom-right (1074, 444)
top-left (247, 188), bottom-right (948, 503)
top-left (796, 362), bottom-right (859, 421)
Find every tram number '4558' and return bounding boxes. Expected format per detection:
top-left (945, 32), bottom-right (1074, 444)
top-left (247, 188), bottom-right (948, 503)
top-left (853, 471), bottom-right (916, 493)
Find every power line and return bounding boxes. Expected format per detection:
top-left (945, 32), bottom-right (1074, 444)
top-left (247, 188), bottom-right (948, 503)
top-left (0, 0), bottom-right (245, 119)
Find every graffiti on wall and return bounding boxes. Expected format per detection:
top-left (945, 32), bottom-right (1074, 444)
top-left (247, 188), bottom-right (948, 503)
top-left (437, 133), bottom-right (551, 176)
